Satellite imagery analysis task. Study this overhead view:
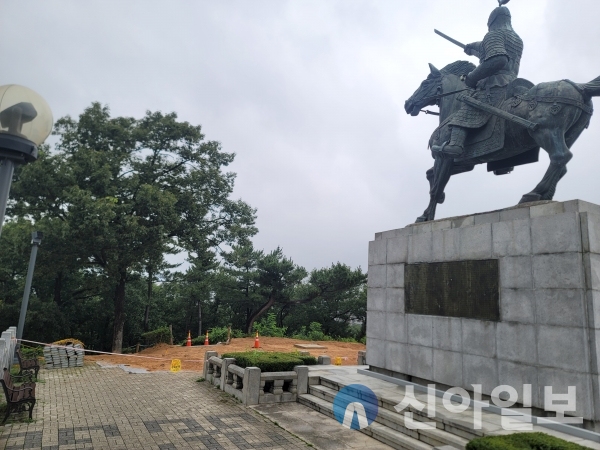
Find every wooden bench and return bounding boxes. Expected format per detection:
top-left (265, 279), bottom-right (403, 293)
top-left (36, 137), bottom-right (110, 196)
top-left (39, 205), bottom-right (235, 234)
top-left (1, 368), bottom-right (36, 424)
top-left (16, 348), bottom-right (40, 379)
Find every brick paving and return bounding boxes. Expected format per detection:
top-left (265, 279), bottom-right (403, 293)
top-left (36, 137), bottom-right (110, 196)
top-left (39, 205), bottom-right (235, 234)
top-left (0, 363), bottom-right (310, 450)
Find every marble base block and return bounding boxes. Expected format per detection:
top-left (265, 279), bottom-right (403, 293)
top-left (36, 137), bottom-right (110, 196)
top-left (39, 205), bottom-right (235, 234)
top-left (367, 200), bottom-right (600, 423)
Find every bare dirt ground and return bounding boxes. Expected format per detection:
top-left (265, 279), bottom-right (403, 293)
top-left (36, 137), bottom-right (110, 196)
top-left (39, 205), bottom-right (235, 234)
top-left (86, 337), bottom-right (366, 372)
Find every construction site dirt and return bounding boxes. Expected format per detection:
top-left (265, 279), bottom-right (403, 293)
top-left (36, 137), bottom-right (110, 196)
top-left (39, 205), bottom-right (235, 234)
top-left (87, 337), bottom-right (366, 372)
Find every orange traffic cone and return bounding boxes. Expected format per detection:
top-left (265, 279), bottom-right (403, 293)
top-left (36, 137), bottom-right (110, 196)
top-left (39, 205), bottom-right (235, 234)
top-left (204, 330), bottom-right (209, 346)
top-left (254, 331), bottom-right (260, 349)
top-left (186, 331), bottom-right (192, 347)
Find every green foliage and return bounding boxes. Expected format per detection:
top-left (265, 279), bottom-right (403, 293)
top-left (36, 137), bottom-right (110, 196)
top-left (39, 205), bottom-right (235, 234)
top-left (0, 102), bottom-right (368, 354)
top-left (253, 313), bottom-right (287, 337)
top-left (282, 267), bottom-right (367, 340)
top-left (222, 351), bottom-right (317, 372)
top-left (5, 103), bottom-right (257, 352)
top-left (209, 327), bottom-right (231, 344)
top-left (292, 322), bottom-right (332, 341)
top-left (20, 346), bottom-right (43, 358)
top-left (466, 432), bottom-right (589, 450)
top-left (141, 326), bottom-right (172, 345)
top-left (180, 327), bottom-right (244, 346)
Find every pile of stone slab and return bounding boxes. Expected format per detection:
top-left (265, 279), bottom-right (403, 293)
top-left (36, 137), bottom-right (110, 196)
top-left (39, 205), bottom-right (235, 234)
top-left (43, 344), bottom-right (84, 369)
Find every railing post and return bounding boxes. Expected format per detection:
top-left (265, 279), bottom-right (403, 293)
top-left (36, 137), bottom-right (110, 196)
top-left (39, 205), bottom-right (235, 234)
top-left (221, 358), bottom-right (236, 391)
top-left (242, 367), bottom-right (261, 406)
top-left (317, 355), bottom-right (331, 365)
top-left (0, 339), bottom-right (6, 371)
top-left (294, 365), bottom-right (308, 395)
top-left (203, 351), bottom-right (218, 379)
top-left (357, 350), bottom-right (367, 365)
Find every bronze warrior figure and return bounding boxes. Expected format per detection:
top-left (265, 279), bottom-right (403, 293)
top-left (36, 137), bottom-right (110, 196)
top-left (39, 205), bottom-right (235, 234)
top-left (404, 4), bottom-right (600, 223)
top-left (432, 7), bottom-right (523, 156)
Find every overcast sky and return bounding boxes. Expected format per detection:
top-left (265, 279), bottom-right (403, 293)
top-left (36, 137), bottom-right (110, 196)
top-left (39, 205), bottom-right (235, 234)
top-left (3, 0), bottom-right (600, 272)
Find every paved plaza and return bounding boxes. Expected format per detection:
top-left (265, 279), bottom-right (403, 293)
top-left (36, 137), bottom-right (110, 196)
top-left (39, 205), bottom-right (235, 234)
top-left (0, 363), bottom-right (315, 450)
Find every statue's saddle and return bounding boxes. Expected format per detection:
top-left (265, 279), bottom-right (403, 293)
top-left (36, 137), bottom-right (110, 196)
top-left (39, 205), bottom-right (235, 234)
top-left (431, 78), bottom-right (535, 160)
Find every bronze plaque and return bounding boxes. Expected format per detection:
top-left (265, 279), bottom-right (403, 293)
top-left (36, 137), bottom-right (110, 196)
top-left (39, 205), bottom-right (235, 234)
top-left (405, 260), bottom-right (499, 321)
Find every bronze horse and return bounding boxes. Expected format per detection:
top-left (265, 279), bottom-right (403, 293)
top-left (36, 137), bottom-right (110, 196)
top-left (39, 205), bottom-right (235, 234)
top-left (404, 60), bottom-right (600, 222)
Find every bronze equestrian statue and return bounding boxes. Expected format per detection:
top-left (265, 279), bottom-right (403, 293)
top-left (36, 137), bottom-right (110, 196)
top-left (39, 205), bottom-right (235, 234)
top-left (404, 3), bottom-right (600, 223)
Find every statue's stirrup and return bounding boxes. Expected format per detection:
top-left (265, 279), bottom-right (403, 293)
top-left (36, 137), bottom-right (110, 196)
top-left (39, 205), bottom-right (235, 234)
top-left (432, 141), bottom-right (449, 153)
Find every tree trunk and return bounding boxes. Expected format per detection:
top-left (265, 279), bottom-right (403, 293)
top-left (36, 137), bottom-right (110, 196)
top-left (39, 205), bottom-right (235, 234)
top-left (53, 272), bottom-right (63, 306)
top-left (144, 267), bottom-right (152, 331)
top-left (111, 271), bottom-right (127, 353)
top-left (198, 301), bottom-right (202, 337)
top-left (245, 295), bottom-right (275, 334)
top-left (143, 305), bottom-right (150, 332)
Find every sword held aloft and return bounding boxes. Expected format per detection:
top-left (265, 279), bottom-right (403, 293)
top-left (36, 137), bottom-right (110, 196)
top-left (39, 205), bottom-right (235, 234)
top-left (434, 29), bottom-right (466, 49)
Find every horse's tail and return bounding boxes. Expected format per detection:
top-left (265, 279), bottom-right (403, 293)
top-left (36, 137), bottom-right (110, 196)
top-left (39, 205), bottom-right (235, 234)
top-left (580, 76), bottom-right (600, 98)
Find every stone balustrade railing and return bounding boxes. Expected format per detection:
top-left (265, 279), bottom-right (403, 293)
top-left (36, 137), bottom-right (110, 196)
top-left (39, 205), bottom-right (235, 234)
top-left (202, 351), bottom-right (307, 405)
top-left (206, 355), bottom-right (223, 387)
top-left (260, 370), bottom-right (298, 403)
top-left (0, 326), bottom-right (17, 371)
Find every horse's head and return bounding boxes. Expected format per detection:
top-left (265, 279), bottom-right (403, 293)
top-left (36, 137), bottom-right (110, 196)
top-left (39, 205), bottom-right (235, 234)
top-left (404, 61), bottom-right (476, 117)
top-left (404, 63), bottom-right (443, 116)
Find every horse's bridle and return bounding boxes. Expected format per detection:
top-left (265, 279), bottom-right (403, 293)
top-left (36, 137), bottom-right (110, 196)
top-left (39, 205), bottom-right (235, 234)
top-left (421, 87), bottom-right (472, 104)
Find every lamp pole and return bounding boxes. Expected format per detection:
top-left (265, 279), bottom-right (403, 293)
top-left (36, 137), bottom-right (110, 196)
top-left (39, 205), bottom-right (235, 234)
top-left (16, 231), bottom-right (43, 344)
top-left (0, 85), bottom-right (53, 238)
top-left (0, 159), bottom-right (14, 237)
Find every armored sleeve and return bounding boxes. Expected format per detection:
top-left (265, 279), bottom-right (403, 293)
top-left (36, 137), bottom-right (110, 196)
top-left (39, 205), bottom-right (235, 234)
top-left (482, 30), bottom-right (508, 61)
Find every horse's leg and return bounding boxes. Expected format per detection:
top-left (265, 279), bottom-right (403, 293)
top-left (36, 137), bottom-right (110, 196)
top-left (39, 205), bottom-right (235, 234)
top-left (426, 167), bottom-right (445, 204)
top-left (519, 127), bottom-right (573, 203)
top-left (416, 154), bottom-right (454, 222)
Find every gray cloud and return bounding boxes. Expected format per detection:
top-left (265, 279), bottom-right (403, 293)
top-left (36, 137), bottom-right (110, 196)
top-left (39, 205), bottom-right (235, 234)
top-left (2, 0), bottom-right (599, 272)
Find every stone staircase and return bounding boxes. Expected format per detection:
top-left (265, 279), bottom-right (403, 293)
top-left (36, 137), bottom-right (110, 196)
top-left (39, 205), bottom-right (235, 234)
top-left (298, 366), bottom-right (600, 450)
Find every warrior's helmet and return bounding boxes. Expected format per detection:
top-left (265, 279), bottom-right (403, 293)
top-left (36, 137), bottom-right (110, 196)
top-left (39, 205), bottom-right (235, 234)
top-left (488, 6), bottom-right (512, 29)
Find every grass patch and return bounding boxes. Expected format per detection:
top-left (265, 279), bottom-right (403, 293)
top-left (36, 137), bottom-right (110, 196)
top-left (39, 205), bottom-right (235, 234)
top-left (221, 351), bottom-right (317, 372)
top-left (467, 432), bottom-right (590, 449)
top-left (196, 377), bottom-right (205, 382)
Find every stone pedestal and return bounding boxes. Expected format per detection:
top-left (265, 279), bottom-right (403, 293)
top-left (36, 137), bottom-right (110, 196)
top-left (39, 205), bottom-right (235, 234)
top-left (366, 199), bottom-right (600, 423)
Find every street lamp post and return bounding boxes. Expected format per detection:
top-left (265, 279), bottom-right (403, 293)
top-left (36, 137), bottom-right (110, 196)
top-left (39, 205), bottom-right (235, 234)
top-left (0, 85), bottom-right (53, 237)
top-left (16, 231), bottom-right (43, 344)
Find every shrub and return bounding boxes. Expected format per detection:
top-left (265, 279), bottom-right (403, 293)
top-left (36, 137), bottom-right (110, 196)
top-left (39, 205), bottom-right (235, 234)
top-left (253, 313), bottom-right (287, 337)
top-left (181, 327), bottom-right (245, 346)
top-left (292, 322), bottom-right (336, 341)
top-left (291, 326), bottom-right (308, 340)
top-left (467, 432), bottom-right (589, 450)
top-left (306, 322), bottom-right (331, 341)
top-left (222, 351), bottom-right (317, 372)
top-left (20, 346), bottom-right (43, 358)
top-left (141, 326), bottom-right (172, 345)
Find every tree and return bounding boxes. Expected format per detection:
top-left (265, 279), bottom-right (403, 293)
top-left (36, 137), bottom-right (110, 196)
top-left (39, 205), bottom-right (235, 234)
top-left (217, 243), bottom-right (367, 334)
top-left (10, 103), bottom-right (257, 352)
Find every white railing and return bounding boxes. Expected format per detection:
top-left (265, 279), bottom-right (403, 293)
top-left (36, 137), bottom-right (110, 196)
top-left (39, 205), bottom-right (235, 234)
top-left (0, 326), bottom-right (17, 371)
top-left (202, 351), bottom-right (308, 406)
top-left (260, 370), bottom-right (298, 403)
top-left (205, 355), bottom-right (223, 386)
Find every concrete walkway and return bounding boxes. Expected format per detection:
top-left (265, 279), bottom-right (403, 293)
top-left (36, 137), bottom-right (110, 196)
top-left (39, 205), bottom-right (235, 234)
top-left (0, 363), bottom-right (387, 450)
top-left (252, 402), bottom-right (393, 450)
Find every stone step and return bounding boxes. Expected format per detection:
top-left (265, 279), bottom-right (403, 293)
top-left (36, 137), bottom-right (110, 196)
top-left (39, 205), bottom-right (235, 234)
top-left (305, 367), bottom-right (600, 450)
top-left (299, 393), bottom-right (434, 450)
top-left (314, 378), bottom-right (486, 439)
top-left (309, 384), bottom-right (469, 449)
top-left (312, 373), bottom-right (508, 441)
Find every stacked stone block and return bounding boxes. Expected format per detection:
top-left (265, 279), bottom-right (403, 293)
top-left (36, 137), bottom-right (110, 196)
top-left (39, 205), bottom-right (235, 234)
top-left (367, 199), bottom-right (600, 423)
top-left (43, 344), bottom-right (84, 369)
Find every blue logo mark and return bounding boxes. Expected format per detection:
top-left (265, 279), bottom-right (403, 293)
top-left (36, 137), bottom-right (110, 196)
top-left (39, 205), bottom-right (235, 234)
top-left (333, 384), bottom-right (379, 430)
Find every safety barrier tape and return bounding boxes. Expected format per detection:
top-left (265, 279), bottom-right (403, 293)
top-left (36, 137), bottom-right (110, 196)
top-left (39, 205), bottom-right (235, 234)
top-left (17, 338), bottom-right (205, 362)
